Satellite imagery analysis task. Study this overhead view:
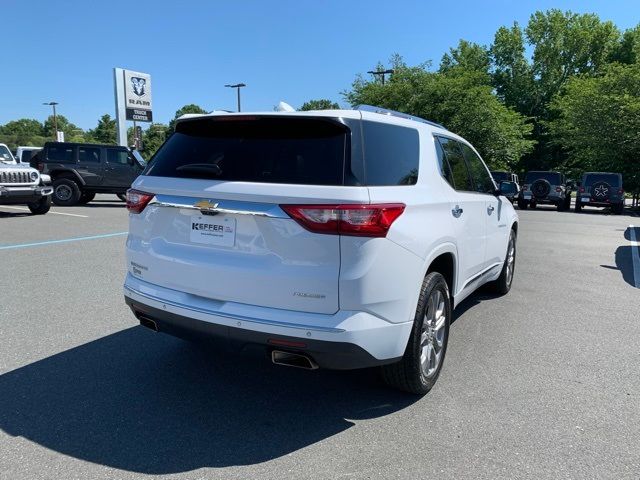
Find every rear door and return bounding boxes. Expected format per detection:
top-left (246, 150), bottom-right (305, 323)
top-left (460, 142), bottom-right (507, 271)
top-left (77, 145), bottom-right (103, 186)
top-left (127, 116), bottom-right (365, 315)
top-left (436, 137), bottom-right (487, 291)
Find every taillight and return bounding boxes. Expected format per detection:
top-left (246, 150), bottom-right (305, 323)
top-left (280, 203), bottom-right (405, 237)
top-left (618, 188), bottom-right (624, 195)
top-left (522, 186), bottom-right (528, 191)
top-left (555, 187), bottom-right (562, 193)
top-left (579, 187), bottom-right (585, 193)
top-left (126, 189), bottom-right (154, 214)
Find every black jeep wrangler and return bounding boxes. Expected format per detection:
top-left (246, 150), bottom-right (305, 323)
top-left (518, 171), bottom-right (572, 211)
top-left (32, 142), bottom-right (146, 206)
top-left (575, 172), bottom-right (624, 214)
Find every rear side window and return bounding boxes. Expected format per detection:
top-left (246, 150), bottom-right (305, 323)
top-left (583, 173), bottom-right (621, 187)
top-left (435, 137), bottom-right (454, 187)
top-left (361, 121), bottom-right (419, 185)
top-left (460, 143), bottom-right (495, 194)
top-left (48, 145), bottom-right (75, 163)
top-left (146, 117), bottom-right (348, 185)
top-left (437, 137), bottom-right (473, 191)
top-left (491, 171), bottom-right (510, 182)
top-left (79, 147), bottom-right (101, 163)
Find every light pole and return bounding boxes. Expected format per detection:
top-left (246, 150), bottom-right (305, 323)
top-left (367, 69), bottom-right (394, 85)
top-left (43, 101), bottom-right (59, 140)
top-left (224, 83), bottom-right (246, 112)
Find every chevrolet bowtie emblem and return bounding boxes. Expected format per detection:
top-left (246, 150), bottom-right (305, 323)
top-left (194, 200), bottom-right (220, 211)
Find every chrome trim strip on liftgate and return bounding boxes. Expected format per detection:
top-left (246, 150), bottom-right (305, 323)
top-left (147, 194), bottom-right (287, 218)
top-left (124, 285), bottom-right (346, 334)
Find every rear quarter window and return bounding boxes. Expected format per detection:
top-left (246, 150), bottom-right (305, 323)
top-left (47, 145), bottom-right (75, 163)
top-left (361, 121), bottom-right (419, 185)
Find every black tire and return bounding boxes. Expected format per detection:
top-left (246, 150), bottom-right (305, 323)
top-left (28, 195), bottom-right (51, 215)
top-left (381, 272), bottom-right (451, 395)
top-left (117, 194), bottom-right (127, 202)
top-left (557, 201), bottom-right (566, 212)
top-left (575, 200), bottom-right (582, 213)
top-left (613, 203), bottom-right (624, 215)
top-left (517, 199), bottom-right (528, 210)
top-left (487, 229), bottom-right (517, 295)
top-left (78, 192), bottom-right (96, 204)
top-left (52, 178), bottom-right (82, 206)
top-left (529, 201), bottom-right (537, 209)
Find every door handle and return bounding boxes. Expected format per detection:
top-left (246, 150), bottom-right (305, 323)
top-left (452, 206), bottom-right (463, 218)
top-left (487, 205), bottom-right (495, 215)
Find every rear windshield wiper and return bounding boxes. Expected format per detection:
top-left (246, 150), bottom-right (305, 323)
top-left (175, 163), bottom-right (222, 177)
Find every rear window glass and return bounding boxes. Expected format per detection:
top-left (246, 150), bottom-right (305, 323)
top-left (145, 117), bottom-right (348, 185)
top-left (525, 172), bottom-right (561, 184)
top-left (583, 173), bottom-right (621, 187)
top-left (491, 172), bottom-right (510, 182)
top-left (361, 121), bottom-right (419, 185)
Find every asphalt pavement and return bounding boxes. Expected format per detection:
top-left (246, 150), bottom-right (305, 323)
top-left (1, 196), bottom-right (639, 479)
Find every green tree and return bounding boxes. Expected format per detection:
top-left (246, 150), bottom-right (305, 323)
top-left (168, 104), bottom-right (208, 134)
top-left (440, 40), bottom-right (491, 76)
top-left (299, 99), bottom-right (340, 111)
top-left (548, 62), bottom-right (640, 197)
top-left (43, 115), bottom-right (85, 142)
top-left (87, 114), bottom-right (117, 144)
top-left (142, 124), bottom-right (169, 158)
top-left (0, 119), bottom-right (47, 150)
top-left (344, 63), bottom-right (534, 170)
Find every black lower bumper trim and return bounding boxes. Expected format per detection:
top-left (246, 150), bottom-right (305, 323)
top-left (125, 297), bottom-right (400, 370)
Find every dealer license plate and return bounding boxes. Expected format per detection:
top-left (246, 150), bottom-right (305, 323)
top-left (190, 215), bottom-right (236, 247)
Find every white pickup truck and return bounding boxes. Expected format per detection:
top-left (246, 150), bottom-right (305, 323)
top-left (0, 143), bottom-right (53, 214)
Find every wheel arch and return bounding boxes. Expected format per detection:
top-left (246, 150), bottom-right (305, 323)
top-left (50, 169), bottom-right (85, 186)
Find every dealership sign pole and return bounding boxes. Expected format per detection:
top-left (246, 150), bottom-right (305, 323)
top-left (113, 68), bottom-right (153, 147)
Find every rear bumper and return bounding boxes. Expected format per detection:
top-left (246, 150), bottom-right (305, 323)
top-left (123, 274), bottom-right (411, 370)
top-left (0, 185), bottom-right (53, 204)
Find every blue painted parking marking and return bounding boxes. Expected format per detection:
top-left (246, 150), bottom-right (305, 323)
top-left (0, 232), bottom-right (128, 250)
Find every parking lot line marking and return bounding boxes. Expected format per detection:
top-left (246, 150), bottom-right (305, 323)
top-left (0, 205), bottom-right (88, 218)
top-left (630, 225), bottom-right (640, 288)
top-left (0, 232), bottom-right (128, 251)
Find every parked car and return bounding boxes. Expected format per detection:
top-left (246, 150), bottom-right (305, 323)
top-left (15, 146), bottom-right (43, 165)
top-left (491, 171), bottom-right (519, 202)
top-left (0, 143), bottom-right (52, 215)
top-left (575, 172), bottom-right (624, 214)
top-left (32, 142), bottom-right (146, 206)
top-left (123, 107), bottom-right (519, 395)
top-left (518, 171), bottom-right (571, 211)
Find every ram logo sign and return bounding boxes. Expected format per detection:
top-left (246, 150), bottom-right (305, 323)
top-left (124, 70), bottom-right (153, 122)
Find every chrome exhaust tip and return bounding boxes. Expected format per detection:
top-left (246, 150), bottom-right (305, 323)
top-left (137, 314), bottom-right (158, 332)
top-left (271, 350), bottom-right (318, 370)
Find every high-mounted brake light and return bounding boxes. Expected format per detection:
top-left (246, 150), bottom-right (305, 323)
top-left (126, 189), bottom-right (154, 214)
top-left (280, 204), bottom-right (405, 237)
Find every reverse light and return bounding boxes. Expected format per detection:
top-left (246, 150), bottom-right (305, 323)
top-left (281, 203), bottom-right (405, 237)
top-left (126, 189), bottom-right (154, 214)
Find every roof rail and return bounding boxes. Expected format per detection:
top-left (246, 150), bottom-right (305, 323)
top-left (355, 105), bottom-right (446, 130)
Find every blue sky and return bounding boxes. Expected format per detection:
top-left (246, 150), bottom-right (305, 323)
top-left (2, 0), bottom-right (638, 130)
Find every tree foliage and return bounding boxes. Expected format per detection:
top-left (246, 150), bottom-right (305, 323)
top-left (168, 104), bottom-right (208, 134)
top-left (548, 63), bottom-right (640, 193)
top-left (299, 99), bottom-right (340, 111)
top-left (344, 63), bottom-right (534, 170)
top-left (87, 114), bottom-right (117, 144)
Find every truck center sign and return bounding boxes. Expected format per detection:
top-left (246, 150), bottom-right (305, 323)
top-left (114, 67), bottom-right (153, 146)
top-left (123, 70), bottom-right (153, 122)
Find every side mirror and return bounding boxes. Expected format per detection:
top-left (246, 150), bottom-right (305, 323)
top-left (498, 180), bottom-right (518, 196)
top-left (127, 156), bottom-right (135, 166)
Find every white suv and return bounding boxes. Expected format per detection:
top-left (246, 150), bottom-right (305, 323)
top-left (123, 106), bottom-right (519, 394)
